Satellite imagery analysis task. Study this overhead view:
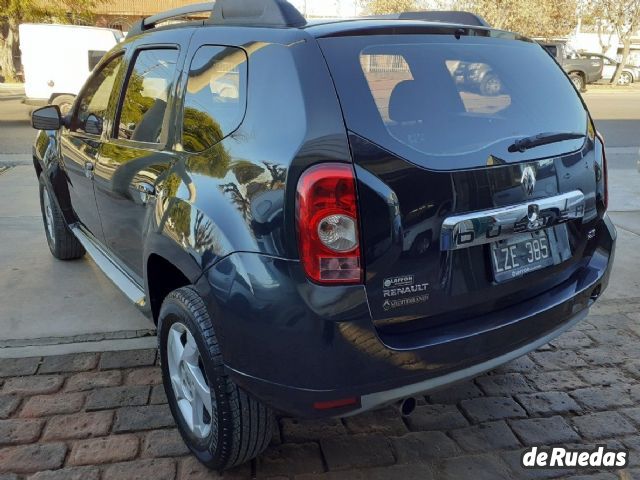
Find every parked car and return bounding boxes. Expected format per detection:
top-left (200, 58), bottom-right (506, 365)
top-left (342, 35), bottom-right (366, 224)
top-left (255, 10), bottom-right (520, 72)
top-left (31, 0), bottom-right (615, 471)
top-left (579, 52), bottom-right (640, 85)
top-left (538, 40), bottom-right (603, 90)
top-left (19, 23), bottom-right (123, 114)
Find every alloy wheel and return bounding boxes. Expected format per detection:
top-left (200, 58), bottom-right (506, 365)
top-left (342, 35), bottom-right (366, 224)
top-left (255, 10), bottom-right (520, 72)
top-left (42, 188), bottom-right (55, 247)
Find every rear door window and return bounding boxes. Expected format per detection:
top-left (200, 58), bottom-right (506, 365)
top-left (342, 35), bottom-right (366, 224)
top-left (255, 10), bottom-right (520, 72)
top-left (181, 45), bottom-right (248, 152)
top-left (115, 48), bottom-right (179, 144)
top-left (320, 36), bottom-right (587, 170)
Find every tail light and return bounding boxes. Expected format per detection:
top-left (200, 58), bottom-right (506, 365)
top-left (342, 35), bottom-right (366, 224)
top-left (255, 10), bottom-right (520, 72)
top-left (595, 131), bottom-right (609, 211)
top-left (296, 163), bottom-right (362, 284)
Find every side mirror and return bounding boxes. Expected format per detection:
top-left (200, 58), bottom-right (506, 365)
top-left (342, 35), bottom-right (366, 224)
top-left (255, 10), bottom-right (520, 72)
top-left (31, 105), bottom-right (63, 131)
top-left (85, 114), bottom-right (103, 136)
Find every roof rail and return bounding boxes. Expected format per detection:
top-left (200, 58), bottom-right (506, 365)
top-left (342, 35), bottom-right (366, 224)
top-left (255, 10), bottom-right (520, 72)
top-left (127, 0), bottom-right (306, 38)
top-left (127, 2), bottom-right (214, 38)
top-left (369, 11), bottom-right (490, 28)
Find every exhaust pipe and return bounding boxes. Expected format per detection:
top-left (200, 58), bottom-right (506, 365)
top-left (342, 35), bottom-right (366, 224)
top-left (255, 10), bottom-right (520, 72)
top-left (395, 397), bottom-right (417, 417)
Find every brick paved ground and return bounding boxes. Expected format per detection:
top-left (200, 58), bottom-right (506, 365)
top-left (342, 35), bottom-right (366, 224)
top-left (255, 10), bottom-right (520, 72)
top-left (1, 298), bottom-right (640, 479)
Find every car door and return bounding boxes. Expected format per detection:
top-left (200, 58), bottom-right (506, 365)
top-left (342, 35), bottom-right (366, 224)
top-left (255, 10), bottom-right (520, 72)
top-left (61, 52), bottom-right (125, 241)
top-left (94, 36), bottom-right (186, 280)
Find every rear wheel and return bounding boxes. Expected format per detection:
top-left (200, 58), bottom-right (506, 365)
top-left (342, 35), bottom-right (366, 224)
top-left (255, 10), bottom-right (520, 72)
top-left (569, 72), bottom-right (585, 92)
top-left (479, 72), bottom-right (502, 96)
top-left (51, 94), bottom-right (75, 116)
top-left (38, 175), bottom-right (85, 260)
top-left (158, 286), bottom-right (274, 471)
top-left (617, 71), bottom-right (633, 86)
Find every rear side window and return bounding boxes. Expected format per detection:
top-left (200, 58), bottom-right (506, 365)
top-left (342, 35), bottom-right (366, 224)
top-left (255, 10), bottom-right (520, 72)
top-left (320, 36), bottom-right (587, 170)
top-left (182, 46), bottom-right (248, 153)
top-left (116, 48), bottom-right (179, 144)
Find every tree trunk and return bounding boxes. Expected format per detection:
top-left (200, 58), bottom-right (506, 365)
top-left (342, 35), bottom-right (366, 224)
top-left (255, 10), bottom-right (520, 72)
top-left (611, 37), bottom-right (632, 85)
top-left (0, 19), bottom-right (19, 83)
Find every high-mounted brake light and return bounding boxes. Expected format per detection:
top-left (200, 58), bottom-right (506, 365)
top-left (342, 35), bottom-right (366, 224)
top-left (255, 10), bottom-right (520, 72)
top-left (595, 131), bottom-right (609, 211)
top-left (296, 163), bottom-right (362, 284)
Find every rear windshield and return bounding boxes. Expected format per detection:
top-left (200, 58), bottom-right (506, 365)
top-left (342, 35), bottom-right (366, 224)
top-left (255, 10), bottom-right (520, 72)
top-left (319, 35), bottom-right (587, 169)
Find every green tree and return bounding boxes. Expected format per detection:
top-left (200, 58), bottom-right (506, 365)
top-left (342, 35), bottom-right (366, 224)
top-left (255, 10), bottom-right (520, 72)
top-left (360, 0), bottom-right (421, 15)
top-left (0, 0), bottom-right (100, 82)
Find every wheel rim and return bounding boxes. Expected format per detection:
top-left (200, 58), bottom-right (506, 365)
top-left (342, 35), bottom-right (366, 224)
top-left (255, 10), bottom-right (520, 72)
top-left (618, 73), bottom-right (631, 85)
top-left (42, 189), bottom-right (55, 247)
top-left (59, 103), bottom-right (72, 115)
top-left (167, 322), bottom-right (214, 439)
top-left (484, 76), bottom-right (501, 95)
top-left (572, 76), bottom-right (583, 90)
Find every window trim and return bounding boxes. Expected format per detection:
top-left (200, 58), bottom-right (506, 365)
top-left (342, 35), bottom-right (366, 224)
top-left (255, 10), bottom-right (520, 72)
top-left (68, 51), bottom-right (126, 139)
top-left (179, 44), bottom-right (249, 154)
top-left (111, 44), bottom-right (181, 149)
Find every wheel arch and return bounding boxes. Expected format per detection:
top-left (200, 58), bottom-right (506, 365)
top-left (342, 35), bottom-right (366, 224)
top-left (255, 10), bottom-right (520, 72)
top-left (145, 252), bottom-right (194, 324)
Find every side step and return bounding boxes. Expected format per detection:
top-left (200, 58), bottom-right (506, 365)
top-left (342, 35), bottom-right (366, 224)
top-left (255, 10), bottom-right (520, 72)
top-left (71, 226), bottom-right (146, 307)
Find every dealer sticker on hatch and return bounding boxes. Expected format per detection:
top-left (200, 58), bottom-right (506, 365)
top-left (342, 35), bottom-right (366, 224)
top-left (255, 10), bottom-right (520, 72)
top-left (382, 275), bottom-right (430, 311)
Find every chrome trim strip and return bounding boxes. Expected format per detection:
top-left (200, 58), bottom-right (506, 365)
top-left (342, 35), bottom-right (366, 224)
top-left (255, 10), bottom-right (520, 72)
top-left (440, 190), bottom-right (585, 251)
top-left (346, 309), bottom-right (588, 417)
top-left (71, 225), bottom-right (146, 307)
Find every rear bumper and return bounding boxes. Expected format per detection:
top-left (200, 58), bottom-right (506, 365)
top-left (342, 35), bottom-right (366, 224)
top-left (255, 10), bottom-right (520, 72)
top-left (198, 215), bottom-right (616, 418)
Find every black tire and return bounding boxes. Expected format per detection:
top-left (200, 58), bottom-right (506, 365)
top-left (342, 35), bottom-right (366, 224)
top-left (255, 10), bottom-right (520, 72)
top-left (617, 71), bottom-right (633, 86)
top-left (38, 175), bottom-right (85, 260)
top-left (158, 286), bottom-right (274, 471)
top-left (51, 94), bottom-right (75, 116)
top-left (569, 72), bottom-right (585, 92)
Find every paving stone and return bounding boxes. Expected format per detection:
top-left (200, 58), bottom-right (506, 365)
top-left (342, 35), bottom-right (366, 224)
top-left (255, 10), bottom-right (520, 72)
top-left (296, 464), bottom-right (435, 480)
top-left (550, 330), bottom-right (594, 349)
top-left (449, 421), bottom-right (520, 453)
top-left (509, 416), bottom-right (581, 446)
top-left (100, 350), bottom-right (157, 370)
top-left (460, 396), bottom-right (527, 423)
top-left (579, 347), bottom-right (626, 366)
top-left (86, 385), bottom-right (149, 410)
top-left (102, 458), bottom-right (176, 480)
top-left (501, 449), bottom-right (574, 479)
top-left (150, 385), bottom-right (168, 405)
top-left (65, 370), bottom-right (122, 392)
top-left (143, 429), bottom-right (189, 457)
top-left (426, 381), bottom-right (483, 404)
top-left (0, 395), bottom-right (20, 419)
top-left (623, 360), bottom-right (640, 380)
top-left (69, 434), bottom-right (139, 466)
top-left (570, 385), bottom-right (635, 410)
top-left (587, 313), bottom-right (635, 330)
top-left (28, 466), bottom-right (100, 480)
top-left (440, 454), bottom-right (512, 480)
top-left (320, 434), bottom-right (395, 471)
top-left (622, 407), bottom-right (640, 427)
top-left (125, 367), bottom-right (163, 386)
top-left (0, 418), bottom-right (43, 446)
top-left (573, 411), bottom-right (637, 440)
top-left (2, 376), bottom-right (64, 396)
top-left (259, 442), bottom-right (325, 476)
top-left (575, 366), bottom-right (636, 386)
top-left (494, 355), bottom-right (540, 374)
top-left (530, 350), bottom-right (588, 370)
top-left (38, 353), bottom-right (98, 374)
top-left (620, 436), bottom-right (640, 467)
top-left (392, 431), bottom-right (460, 462)
top-left (19, 392), bottom-right (85, 417)
top-left (564, 474), bottom-right (618, 480)
top-left (342, 407), bottom-right (407, 436)
top-left (42, 411), bottom-right (113, 441)
top-left (0, 358), bottom-right (40, 378)
top-left (177, 456), bottom-right (225, 480)
top-left (281, 417), bottom-right (347, 442)
top-left (0, 473), bottom-right (18, 480)
top-left (405, 404), bottom-right (469, 431)
top-left (476, 373), bottom-right (535, 396)
top-left (515, 391), bottom-right (582, 415)
top-left (587, 328), bottom-right (638, 346)
top-left (0, 443), bottom-right (67, 474)
top-left (526, 371), bottom-right (588, 391)
top-left (113, 404), bottom-right (175, 432)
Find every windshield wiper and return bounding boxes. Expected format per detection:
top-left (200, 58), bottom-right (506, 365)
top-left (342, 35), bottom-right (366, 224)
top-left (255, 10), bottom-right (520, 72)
top-left (508, 132), bottom-right (586, 153)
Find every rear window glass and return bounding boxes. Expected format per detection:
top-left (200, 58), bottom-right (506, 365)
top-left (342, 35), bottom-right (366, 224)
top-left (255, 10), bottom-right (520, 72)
top-left (320, 36), bottom-right (587, 169)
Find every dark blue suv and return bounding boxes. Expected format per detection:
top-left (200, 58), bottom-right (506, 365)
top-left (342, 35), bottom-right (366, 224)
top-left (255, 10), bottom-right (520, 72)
top-left (31, 0), bottom-right (616, 470)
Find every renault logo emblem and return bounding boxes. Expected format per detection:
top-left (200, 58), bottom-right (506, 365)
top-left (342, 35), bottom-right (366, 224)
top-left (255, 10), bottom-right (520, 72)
top-left (521, 166), bottom-right (536, 197)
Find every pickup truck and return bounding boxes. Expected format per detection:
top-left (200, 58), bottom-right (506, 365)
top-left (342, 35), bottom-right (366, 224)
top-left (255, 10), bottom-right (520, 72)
top-left (538, 41), bottom-right (603, 91)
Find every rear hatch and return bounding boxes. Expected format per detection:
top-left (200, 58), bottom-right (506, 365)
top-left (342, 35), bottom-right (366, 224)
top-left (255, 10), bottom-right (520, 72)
top-left (318, 30), bottom-right (604, 337)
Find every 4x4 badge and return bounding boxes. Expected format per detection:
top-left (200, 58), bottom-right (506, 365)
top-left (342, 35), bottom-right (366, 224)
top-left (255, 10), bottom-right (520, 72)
top-left (521, 166), bottom-right (536, 197)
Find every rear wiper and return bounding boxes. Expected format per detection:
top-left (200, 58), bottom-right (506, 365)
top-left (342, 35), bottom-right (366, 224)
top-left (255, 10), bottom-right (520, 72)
top-left (508, 132), bottom-right (586, 153)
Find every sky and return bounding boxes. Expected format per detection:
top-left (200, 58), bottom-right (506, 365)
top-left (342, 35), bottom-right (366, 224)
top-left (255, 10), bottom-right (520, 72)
top-left (288, 0), bottom-right (362, 18)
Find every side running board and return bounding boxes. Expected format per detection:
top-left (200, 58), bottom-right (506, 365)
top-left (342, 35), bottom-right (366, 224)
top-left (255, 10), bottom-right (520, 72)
top-left (71, 226), bottom-right (146, 308)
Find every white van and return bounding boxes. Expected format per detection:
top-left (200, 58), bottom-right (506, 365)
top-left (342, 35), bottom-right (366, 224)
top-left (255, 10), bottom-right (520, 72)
top-left (20, 23), bottom-right (123, 113)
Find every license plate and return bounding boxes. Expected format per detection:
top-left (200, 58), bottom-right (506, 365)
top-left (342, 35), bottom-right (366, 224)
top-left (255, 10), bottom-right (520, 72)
top-left (491, 230), bottom-right (555, 283)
